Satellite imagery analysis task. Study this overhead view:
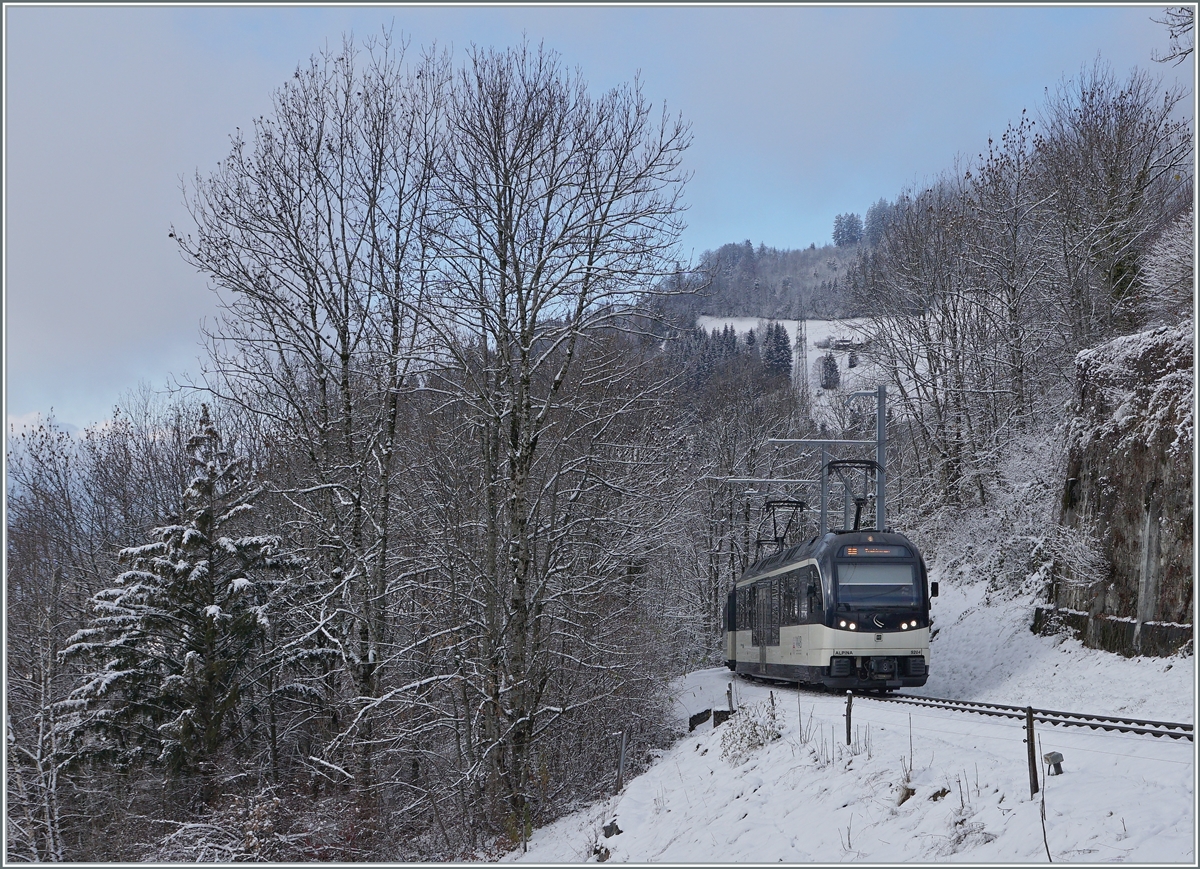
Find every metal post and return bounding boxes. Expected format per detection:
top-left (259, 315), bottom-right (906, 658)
top-left (843, 483), bottom-right (853, 531)
top-left (845, 691), bottom-right (853, 746)
top-left (1025, 707), bottom-right (1039, 798)
top-left (616, 729), bottom-right (628, 792)
top-left (876, 384), bottom-right (887, 531)
top-left (819, 446), bottom-right (829, 535)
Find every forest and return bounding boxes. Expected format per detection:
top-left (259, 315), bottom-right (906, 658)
top-left (5, 31), bottom-right (1193, 862)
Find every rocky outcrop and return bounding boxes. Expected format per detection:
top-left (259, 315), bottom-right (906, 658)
top-left (1053, 321), bottom-right (1193, 654)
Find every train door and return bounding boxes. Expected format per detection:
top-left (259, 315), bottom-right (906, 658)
top-left (768, 578), bottom-right (780, 645)
top-left (758, 583), bottom-right (768, 672)
top-left (749, 584), bottom-right (760, 647)
top-left (724, 589), bottom-right (737, 668)
top-left (755, 578), bottom-right (779, 672)
top-left (753, 581), bottom-right (766, 671)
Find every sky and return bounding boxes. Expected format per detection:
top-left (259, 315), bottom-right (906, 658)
top-left (3, 2), bottom-right (1195, 433)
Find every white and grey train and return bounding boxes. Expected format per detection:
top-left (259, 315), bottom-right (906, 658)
top-left (722, 529), bottom-right (938, 691)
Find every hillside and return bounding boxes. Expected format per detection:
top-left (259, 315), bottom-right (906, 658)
top-left (665, 241), bottom-right (864, 323)
top-left (694, 315), bottom-right (881, 434)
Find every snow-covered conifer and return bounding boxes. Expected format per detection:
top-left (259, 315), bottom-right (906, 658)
top-left (760, 322), bottom-right (792, 380)
top-left (60, 405), bottom-right (292, 798)
top-left (820, 352), bottom-right (840, 390)
top-left (833, 212), bottom-right (863, 247)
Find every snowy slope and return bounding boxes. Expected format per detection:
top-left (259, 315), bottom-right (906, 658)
top-left (504, 575), bottom-right (1195, 864)
top-left (695, 315), bottom-right (888, 432)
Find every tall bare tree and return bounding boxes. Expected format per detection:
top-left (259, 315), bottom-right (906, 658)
top-left (1034, 62), bottom-right (1191, 350)
top-left (175, 33), bottom-right (448, 801)
top-left (417, 41), bottom-right (691, 838)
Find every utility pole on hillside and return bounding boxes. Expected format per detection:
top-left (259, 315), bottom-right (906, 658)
top-left (794, 314), bottom-right (810, 412)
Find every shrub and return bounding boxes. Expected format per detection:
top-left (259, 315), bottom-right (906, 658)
top-left (720, 695), bottom-right (782, 764)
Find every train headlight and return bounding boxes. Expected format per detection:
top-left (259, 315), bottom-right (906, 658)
top-left (848, 622), bottom-right (857, 631)
top-left (901, 622), bottom-right (909, 630)
top-left (839, 619), bottom-right (847, 628)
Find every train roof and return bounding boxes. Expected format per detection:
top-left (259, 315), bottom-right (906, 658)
top-left (738, 528), bottom-right (918, 583)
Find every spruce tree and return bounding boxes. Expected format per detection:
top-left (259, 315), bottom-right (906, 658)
top-left (820, 352), bottom-right (841, 389)
top-left (863, 198), bottom-right (891, 247)
top-left (760, 322), bottom-right (793, 380)
top-left (60, 405), bottom-right (291, 800)
top-left (833, 213), bottom-right (863, 247)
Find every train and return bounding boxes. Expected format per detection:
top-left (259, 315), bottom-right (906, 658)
top-left (722, 528), bottom-right (937, 691)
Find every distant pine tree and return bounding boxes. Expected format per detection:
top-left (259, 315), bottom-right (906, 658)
top-left (833, 213), bottom-right (863, 247)
top-left (820, 352), bottom-right (841, 389)
top-left (761, 321), bottom-right (793, 380)
top-left (863, 198), bottom-right (891, 247)
top-left (721, 324), bottom-right (738, 357)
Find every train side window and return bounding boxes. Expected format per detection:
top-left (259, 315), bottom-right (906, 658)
top-left (807, 566), bottom-right (822, 617)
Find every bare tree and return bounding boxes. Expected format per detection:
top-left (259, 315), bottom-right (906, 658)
top-left (175, 33), bottom-right (448, 802)
top-left (962, 111), bottom-right (1062, 440)
top-left (1034, 62), bottom-right (1192, 350)
top-left (1151, 6), bottom-right (1195, 65)
top-left (849, 177), bottom-right (994, 508)
top-left (416, 41), bottom-right (690, 839)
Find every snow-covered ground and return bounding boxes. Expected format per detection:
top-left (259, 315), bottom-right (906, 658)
top-left (504, 575), bottom-right (1195, 863)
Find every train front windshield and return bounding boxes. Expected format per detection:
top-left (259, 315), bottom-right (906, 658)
top-left (835, 545), bottom-right (920, 607)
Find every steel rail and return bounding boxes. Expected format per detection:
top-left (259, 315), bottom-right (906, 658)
top-left (862, 692), bottom-right (1193, 741)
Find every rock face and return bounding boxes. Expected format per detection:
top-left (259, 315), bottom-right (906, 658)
top-left (1054, 321), bottom-right (1193, 654)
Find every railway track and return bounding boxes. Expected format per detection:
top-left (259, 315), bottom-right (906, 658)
top-left (864, 692), bottom-right (1194, 741)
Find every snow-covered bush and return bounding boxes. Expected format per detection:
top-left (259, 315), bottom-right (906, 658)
top-left (720, 695), bottom-right (782, 764)
top-left (1137, 206), bottom-right (1193, 328)
top-left (148, 787), bottom-right (316, 862)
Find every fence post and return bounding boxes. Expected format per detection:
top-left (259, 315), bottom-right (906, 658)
top-left (845, 690), bottom-right (853, 745)
top-left (616, 728), bottom-right (628, 792)
top-left (727, 683), bottom-right (734, 712)
top-left (1025, 707), bottom-right (1039, 798)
